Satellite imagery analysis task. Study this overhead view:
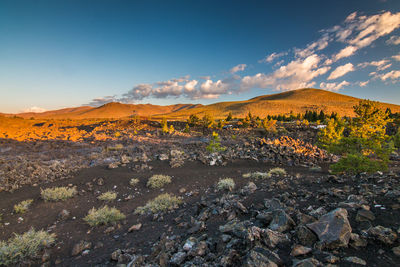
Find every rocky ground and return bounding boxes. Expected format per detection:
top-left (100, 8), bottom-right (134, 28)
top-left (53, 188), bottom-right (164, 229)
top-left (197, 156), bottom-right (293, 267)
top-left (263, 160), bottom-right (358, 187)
top-left (0, 124), bottom-right (399, 266)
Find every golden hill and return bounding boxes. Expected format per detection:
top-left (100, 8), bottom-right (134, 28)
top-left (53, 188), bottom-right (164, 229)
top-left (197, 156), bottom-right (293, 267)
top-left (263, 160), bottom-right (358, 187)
top-left (15, 102), bottom-right (202, 119)
top-left (8, 88), bottom-right (400, 120)
top-left (156, 88), bottom-right (400, 119)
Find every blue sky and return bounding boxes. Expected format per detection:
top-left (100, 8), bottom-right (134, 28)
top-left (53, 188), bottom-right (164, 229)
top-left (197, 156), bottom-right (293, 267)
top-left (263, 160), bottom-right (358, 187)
top-left (0, 0), bottom-right (399, 113)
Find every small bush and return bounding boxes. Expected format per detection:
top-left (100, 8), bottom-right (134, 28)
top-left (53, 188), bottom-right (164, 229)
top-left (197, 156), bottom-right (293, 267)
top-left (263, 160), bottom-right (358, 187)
top-left (268, 167), bottom-right (286, 176)
top-left (134, 193), bottom-right (182, 215)
top-left (41, 187), bottom-right (77, 202)
top-left (393, 127), bottom-right (400, 148)
top-left (242, 171), bottom-right (271, 179)
top-left (217, 178), bottom-right (235, 191)
top-left (84, 206), bottom-right (126, 226)
top-left (147, 174), bottom-right (172, 189)
top-left (331, 153), bottom-right (386, 174)
top-left (97, 191), bottom-right (117, 201)
top-left (14, 199), bottom-right (33, 214)
top-left (0, 228), bottom-right (56, 266)
top-left (206, 131), bottom-right (226, 153)
top-left (129, 178), bottom-right (139, 186)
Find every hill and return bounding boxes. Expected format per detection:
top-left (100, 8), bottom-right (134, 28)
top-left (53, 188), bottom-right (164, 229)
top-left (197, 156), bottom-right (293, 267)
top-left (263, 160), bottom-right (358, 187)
top-left (8, 88), bottom-right (400, 119)
top-left (156, 88), bottom-right (400, 119)
top-left (15, 102), bottom-right (202, 119)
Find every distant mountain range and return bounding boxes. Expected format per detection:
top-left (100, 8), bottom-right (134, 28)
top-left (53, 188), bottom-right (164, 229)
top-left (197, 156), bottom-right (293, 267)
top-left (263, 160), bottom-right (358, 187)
top-left (5, 88), bottom-right (400, 119)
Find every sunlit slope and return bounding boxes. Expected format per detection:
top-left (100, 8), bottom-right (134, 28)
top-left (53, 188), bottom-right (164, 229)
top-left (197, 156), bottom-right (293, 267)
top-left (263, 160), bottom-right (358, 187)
top-left (159, 88), bottom-right (400, 119)
top-left (15, 102), bottom-right (202, 119)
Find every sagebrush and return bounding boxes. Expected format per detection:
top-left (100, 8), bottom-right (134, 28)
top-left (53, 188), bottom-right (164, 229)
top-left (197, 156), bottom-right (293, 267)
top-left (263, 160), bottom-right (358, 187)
top-left (0, 228), bottom-right (56, 266)
top-left (147, 174), bottom-right (172, 189)
top-left (97, 191), bottom-right (117, 201)
top-left (14, 199), bottom-right (33, 214)
top-left (135, 193), bottom-right (182, 215)
top-left (41, 187), bottom-right (77, 201)
top-left (217, 178), bottom-right (235, 191)
top-left (84, 206), bottom-right (125, 226)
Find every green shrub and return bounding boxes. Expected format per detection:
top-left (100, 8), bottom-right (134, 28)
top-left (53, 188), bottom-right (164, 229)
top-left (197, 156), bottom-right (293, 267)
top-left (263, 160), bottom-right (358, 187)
top-left (97, 191), bottom-right (117, 201)
top-left (41, 187), bottom-right (77, 202)
top-left (134, 193), bottom-right (182, 215)
top-left (129, 178), bottom-right (139, 186)
top-left (217, 178), bottom-right (235, 191)
top-left (147, 174), bottom-right (172, 189)
top-left (268, 167), bottom-right (286, 176)
top-left (317, 118), bottom-right (345, 150)
top-left (14, 199), bottom-right (33, 214)
top-left (0, 228), bottom-right (56, 266)
top-left (393, 127), bottom-right (400, 149)
top-left (206, 131), bottom-right (226, 153)
top-left (242, 171), bottom-right (271, 179)
top-left (84, 206), bottom-right (125, 226)
top-left (331, 153), bottom-right (386, 174)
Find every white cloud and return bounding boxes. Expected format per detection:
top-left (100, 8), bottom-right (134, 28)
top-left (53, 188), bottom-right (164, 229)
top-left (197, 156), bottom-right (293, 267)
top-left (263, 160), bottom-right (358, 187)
top-left (392, 53), bottom-right (400, 61)
top-left (347, 11), bottom-right (400, 48)
top-left (387, 35), bottom-right (400, 45)
top-left (241, 54), bottom-right (330, 91)
top-left (184, 80), bottom-right (198, 92)
top-left (87, 96), bottom-right (117, 106)
top-left (230, 64), bottom-right (247, 73)
top-left (295, 34), bottom-right (330, 58)
top-left (260, 52), bottom-right (287, 63)
top-left (333, 46), bottom-right (358, 61)
top-left (23, 106), bottom-right (47, 113)
top-left (328, 63), bottom-right (355, 80)
top-left (377, 70), bottom-right (400, 81)
top-left (320, 80), bottom-right (350, 91)
top-left (358, 81), bottom-right (369, 87)
top-left (358, 59), bottom-right (392, 71)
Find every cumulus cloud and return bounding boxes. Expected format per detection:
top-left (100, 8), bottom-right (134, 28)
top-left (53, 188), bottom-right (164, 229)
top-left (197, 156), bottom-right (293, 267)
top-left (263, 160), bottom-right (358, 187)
top-left (230, 64), bottom-right (247, 73)
top-left (260, 52), bottom-right (287, 63)
top-left (320, 80), bottom-right (350, 91)
top-left (387, 35), bottom-right (400, 45)
top-left (23, 106), bottom-right (47, 113)
top-left (241, 54), bottom-right (330, 91)
top-left (328, 63), bottom-right (355, 80)
top-left (294, 34), bottom-right (330, 58)
top-left (88, 96), bottom-right (117, 106)
top-left (358, 81), bottom-right (369, 87)
top-left (377, 70), bottom-right (400, 81)
top-left (332, 11), bottom-right (400, 61)
top-left (392, 53), bottom-right (400, 61)
top-left (358, 59), bottom-right (392, 71)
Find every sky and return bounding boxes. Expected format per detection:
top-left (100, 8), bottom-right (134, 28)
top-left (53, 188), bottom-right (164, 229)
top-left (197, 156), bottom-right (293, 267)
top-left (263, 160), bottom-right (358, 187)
top-left (0, 0), bottom-right (399, 113)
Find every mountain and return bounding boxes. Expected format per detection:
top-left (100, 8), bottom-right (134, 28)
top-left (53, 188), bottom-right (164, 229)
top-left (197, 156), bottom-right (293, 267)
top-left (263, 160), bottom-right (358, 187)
top-left (156, 88), bottom-right (400, 119)
top-left (15, 102), bottom-right (202, 119)
top-left (9, 88), bottom-right (400, 119)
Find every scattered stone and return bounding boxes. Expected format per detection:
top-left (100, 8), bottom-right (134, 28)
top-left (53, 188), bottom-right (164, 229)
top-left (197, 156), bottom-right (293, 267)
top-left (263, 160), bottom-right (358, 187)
top-left (307, 208), bottom-right (352, 249)
top-left (128, 223), bottom-right (142, 232)
top-left (367, 225), bottom-right (397, 245)
top-left (170, 251), bottom-right (186, 265)
top-left (344, 256), bottom-right (366, 265)
top-left (58, 209), bottom-right (70, 220)
top-left (290, 244), bottom-right (312, 257)
top-left (356, 209), bottom-right (375, 222)
top-left (392, 246), bottom-right (400, 256)
top-left (72, 240), bottom-right (92, 256)
top-left (268, 209), bottom-right (295, 232)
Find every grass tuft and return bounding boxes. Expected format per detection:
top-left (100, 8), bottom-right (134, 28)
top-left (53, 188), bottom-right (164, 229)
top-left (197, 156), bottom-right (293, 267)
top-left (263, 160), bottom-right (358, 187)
top-left (84, 206), bottom-right (126, 227)
top-left (267, 167), bottom-right (286, 176)
top-left (14, 199), bottom-right (33, 214)
top-left (242, 171), bottom-right (271, 179)
top-left (129, 178), bottom-right (139, 187)
top-left (40, 186), bottom-right (77, 202)
top-left (134, 193), bottom-right (182, 215)
top-left (0, 228), bottom-right (56, 266)
top-left (97, 191), bottom-right (117, 201)
top-left (217, 178), bottom-right (235, 191)
top-left (146, 174), bottom-right (172, 189)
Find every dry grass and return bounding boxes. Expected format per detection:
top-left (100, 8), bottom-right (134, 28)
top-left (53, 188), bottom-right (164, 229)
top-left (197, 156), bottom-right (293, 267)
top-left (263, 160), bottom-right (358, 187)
top-left (217, 178), bottom-right (235, 191)
top-left (242, 171), bottom-right (271, 179)
top-left (84, 206), bottom-right (126, 227)
top-left (14, 199), bottom-right (33, 214)
top-left (0, 228), bottom-right (56, 266)
top-left (147, 174), bottom-right (172, 189)
top-left (129, 178), bottom-right (139, 186)
top-left (97, 191), bottom-right (117, 201)
top-left (134, 193), bottom-right (182, 215)
top-left (41, 186), bottom-right (77, 202)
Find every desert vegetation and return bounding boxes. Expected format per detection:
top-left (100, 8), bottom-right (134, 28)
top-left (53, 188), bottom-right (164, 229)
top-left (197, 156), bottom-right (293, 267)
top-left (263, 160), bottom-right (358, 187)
top-left (13, 199), bottom-right (33, 214)
top-left (84, 206), bottom-right (126, 226)
top-left (146, 174), bottom-right (172, 189)
top-left (134, 193), bottom-right (182, 215)
top-left (97, 191), bottom-right (117, 201)
top-left (40, 186), bottom-right (77, 201)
